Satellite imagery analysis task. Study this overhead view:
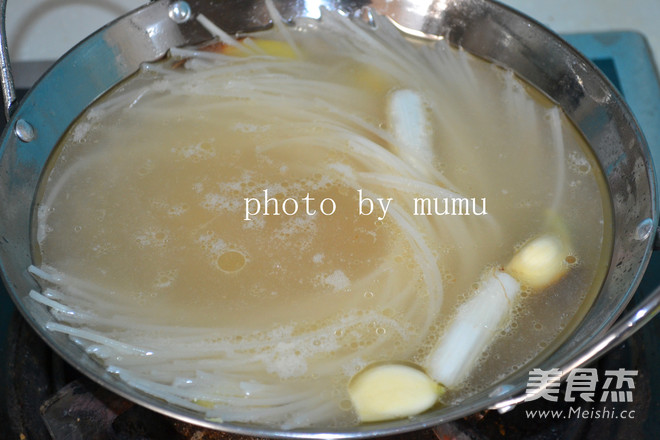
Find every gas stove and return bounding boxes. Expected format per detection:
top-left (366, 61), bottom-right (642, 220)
top-left (1, 31), bottom-right (659, 440)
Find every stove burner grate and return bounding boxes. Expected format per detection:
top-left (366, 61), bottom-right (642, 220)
top-left (2, 310), bottom-right (654, 440)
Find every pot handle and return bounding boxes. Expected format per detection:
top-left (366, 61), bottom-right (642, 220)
top-left (1, 0), bottom-right (659, 413)
top-left (491, 281), bottom-right (660, 413)
top-left (0, 0), bottom-right (16, 121)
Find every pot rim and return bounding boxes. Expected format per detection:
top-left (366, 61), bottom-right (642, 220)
top-left (0, 0), bottom-right (657, 437)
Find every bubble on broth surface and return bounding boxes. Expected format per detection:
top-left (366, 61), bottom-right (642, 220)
top-left (30, 7), bottom-right (611, 429)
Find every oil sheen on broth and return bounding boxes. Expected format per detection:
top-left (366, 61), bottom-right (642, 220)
top-left (31, 10), bottom-right (611, 429)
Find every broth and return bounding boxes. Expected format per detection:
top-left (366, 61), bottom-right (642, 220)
top-left (30, 8), bottom-right (611, 429)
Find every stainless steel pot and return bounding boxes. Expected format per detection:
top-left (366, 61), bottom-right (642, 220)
top-left (0, 0), bottom-right (659, 437)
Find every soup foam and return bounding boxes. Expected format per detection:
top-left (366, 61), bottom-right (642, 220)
top-left (30, 8), bottom-right (611, 429)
